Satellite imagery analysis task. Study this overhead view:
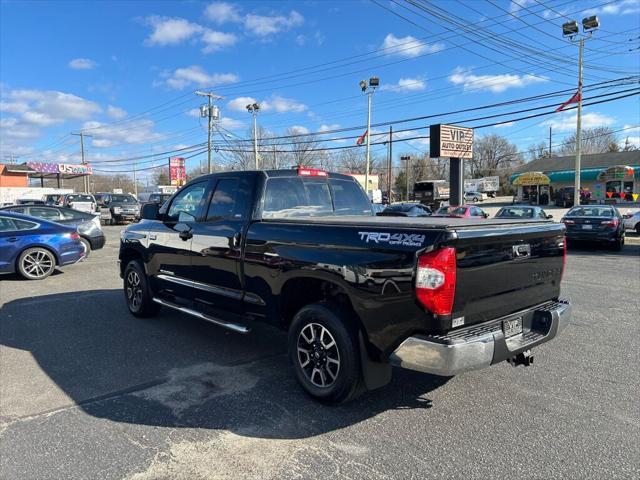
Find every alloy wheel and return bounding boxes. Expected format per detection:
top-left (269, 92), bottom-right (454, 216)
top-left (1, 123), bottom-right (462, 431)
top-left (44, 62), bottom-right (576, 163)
top-left (22, 250), bottom-right (54, 279)
top-left (297, 323), bottom-right (340, 388)
top-left (126, 270), bottom-right (143, 311)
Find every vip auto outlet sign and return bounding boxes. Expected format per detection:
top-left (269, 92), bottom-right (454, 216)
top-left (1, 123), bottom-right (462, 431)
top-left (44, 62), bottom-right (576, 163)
top-left (429, 124), bottom-right (474, 159)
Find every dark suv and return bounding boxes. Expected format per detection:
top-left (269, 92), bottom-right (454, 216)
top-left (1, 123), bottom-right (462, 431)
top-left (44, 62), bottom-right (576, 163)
top-left (95, 193), bottom-right (141, 225)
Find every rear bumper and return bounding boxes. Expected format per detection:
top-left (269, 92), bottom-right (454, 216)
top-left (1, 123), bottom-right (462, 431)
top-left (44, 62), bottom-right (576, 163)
top-left (566, 230), bottom-right (620, 241)
top-left (390, 300), bottom-right (571, 376)
top-left (88, 233), bottom-right (106, 250)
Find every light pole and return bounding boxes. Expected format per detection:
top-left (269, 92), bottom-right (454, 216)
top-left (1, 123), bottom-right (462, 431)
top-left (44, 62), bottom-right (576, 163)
top-left (401, 155), bottom-right (411, 201)
top-left (246, 103), bottom-right (260, 169)
top-left (562, 16), bottom-right (599, 206)
top-left (195, 91), bottom-right (223, 174)
top-left (359, 77), bottom-right (379, 195)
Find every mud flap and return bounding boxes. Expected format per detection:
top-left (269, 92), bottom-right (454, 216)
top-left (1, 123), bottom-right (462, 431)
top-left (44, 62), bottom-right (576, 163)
top-left (359, 332), bottom-right (392, 391)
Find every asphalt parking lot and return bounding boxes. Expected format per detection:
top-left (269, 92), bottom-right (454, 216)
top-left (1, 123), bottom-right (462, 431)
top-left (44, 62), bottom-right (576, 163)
top-left (1, 224), bottom-right (639, 480)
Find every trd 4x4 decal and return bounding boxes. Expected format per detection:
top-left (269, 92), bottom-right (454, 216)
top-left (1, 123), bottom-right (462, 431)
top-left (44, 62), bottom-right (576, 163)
top-left (358, 231), bottom-right (425, 247)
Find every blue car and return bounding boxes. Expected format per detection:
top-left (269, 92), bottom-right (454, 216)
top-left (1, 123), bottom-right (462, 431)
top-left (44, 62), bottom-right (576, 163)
top-left (0, 211), bottom-right (84, 280)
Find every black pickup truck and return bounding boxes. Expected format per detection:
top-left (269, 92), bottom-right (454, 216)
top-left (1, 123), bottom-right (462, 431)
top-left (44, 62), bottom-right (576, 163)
top-left (119, 168), bottom-right (570, 403)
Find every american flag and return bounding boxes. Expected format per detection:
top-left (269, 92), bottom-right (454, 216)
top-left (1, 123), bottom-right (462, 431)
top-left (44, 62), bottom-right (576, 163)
top-left (27, 162), bottom-right (59, 173)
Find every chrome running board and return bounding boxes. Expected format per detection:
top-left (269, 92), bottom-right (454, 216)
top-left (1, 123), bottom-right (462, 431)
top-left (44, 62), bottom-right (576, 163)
top-left (152, 297), bottom-right (250, 334)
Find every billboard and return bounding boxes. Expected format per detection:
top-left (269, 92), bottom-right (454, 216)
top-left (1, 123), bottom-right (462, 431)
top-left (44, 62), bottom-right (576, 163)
top-left (429, 124), bottom-right (474, 159)
top-left (168, 157), bottom-right (186, 186)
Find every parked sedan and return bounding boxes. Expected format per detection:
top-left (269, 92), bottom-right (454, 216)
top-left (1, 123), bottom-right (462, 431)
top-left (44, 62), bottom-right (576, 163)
top-left (0, 205), bottom-right (105, 258)
top-left (433, 205), bottom-right (489, 219)
top-left (562, 206), bottom-right (625, 250)
top-left (378, 202), bottom-right (432, 217)
top-left (495, 206), bottom-right (553, 220)
top-left (623, 210), bottom-right (640, 233)
top-left (0, 211), bottom-right (84, 280)
top-left (464, 190), bottom-right (486, 202)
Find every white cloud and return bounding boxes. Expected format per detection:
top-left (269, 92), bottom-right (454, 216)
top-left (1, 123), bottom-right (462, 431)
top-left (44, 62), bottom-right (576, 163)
top-left (319, 124), bottom-right (340, 132)
top-left (380, 33), bottom-right (444, 58)
top-left (69, 58), bottom-right (98, 70)
top-left (204, 2), bottom-right (242, 24)
top-left (0, 101), bottom-right (28, 113)
top-left (585, 0), bottom-right (639, 16)
top-left (160, 65), bottom-right (239, 90)
top-left (262, 95), bottom-right (306, 113)
top-left (83, 119), bottom-right (164, 148)
top-left (543, 112), bottom-right (615, 132)
top-left (244, 10), bottom-right (304, 37)
top-left (493, 121), bottom-right (515, 128)
top-left (227, 96), bottom-right (257, 112)
top-left (509, 0), bottom-right (535, 14)
top-left (144, 16), bottom-right (203, 46)
top-left (21, 111), bottom-right (59, 127)
top-left (8, 89), bottom-right (101, 121)
top-left (381, 77), bottom-right (427, 92)
top-left (219, 117), bottom-right (245, 130)
top-left (201, 29), bottom-right (238, 53)
top-left (295, 34), bottom-right (306, 46)
top-left (289, 125), bottom-right (309, 135)
top-left (106, 105), bottom-right (127, 120)
top-left (448, 67), bottom-right (548, 93)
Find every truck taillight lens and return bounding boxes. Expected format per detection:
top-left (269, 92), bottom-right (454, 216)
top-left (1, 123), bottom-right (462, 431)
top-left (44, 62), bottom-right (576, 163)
top-left (561, 236), bottom-right (567, 281)
top-left (297, 167), bottom-right (328, 177)
top-left (416, 247), bottom-right (456, 315)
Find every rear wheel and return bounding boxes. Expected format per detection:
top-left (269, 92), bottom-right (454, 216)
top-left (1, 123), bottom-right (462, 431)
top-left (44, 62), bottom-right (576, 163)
top-left (17, 247), bottom-right (56, 280)
top-left (288, 302), bottom-right (365, 404)
top-left (124, 260), bottom-right (160, 317)
top-left (635, 223), bottom-right (640, 234)
top-left (612, 236), bottom-right (624, 251)
top-left (80, 238), bottom-right (91, 259)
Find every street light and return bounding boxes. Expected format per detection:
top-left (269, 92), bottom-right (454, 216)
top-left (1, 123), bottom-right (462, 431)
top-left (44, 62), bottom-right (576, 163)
top-left (561, 16), bottom-right (599, 207)
top-left (359, 76), bottom-right (379, 196)
top-left (246, 103), bottom-right (260, 169)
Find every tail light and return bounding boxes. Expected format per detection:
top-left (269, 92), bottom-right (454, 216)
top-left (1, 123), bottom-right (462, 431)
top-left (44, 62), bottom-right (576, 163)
top-left (416, 247), bottom-right (456, 315)
top-left (297, 167), bottom-right (328, 177)
top-left (561, 236), bottom-right (567, 281)
top-left (600, 219), bottom-right (619, 227)
top-left (70, 232), bottom-right (80, 241)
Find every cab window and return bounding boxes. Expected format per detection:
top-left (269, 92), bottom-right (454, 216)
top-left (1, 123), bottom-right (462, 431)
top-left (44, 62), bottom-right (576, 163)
top-left (167, 182), bottom-right (207, 222)
top-left (207, 179), bottom-right (239, 221)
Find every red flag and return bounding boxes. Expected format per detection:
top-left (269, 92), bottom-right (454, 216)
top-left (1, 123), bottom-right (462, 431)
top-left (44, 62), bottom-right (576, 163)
top-left (356, 130), bottom-right (368, 146)
top-left (555, 90), bottom-right (581, 112)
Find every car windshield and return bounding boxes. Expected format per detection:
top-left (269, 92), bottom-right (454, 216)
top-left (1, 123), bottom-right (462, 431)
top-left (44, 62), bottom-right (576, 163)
top-left (567, 207), bottom-right (614, 217)
top-left (111, 194), bottom-right (137, 203)
top-left (67, 194), bottom-right (94, 202)
top-left (497, 207), bottom-right (535, 218)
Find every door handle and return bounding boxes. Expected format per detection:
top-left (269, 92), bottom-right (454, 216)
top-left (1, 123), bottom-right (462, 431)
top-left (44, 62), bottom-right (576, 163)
top-left (179, 230), bottom-right (193, 241)
top-left (6, 237), bottom-right (18, 243)
top-left (232, 233), bottom-right (241, 249)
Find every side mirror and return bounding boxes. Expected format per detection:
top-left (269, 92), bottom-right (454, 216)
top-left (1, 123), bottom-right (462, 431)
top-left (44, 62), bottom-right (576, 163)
top-left (483, 213), bottom-right (489, 218)
top-left (141, 203), bottom-right (160, 221)
top-left (547, 214), bottom-right (554, 219)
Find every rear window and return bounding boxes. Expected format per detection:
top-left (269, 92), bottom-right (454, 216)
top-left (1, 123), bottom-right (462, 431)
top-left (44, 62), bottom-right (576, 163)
top-left (567, 207), bottom-right (614, 217)
top-left (497, 207), bottom-right (534, 218)
top-left (262, 177), bottom-right (372, 218)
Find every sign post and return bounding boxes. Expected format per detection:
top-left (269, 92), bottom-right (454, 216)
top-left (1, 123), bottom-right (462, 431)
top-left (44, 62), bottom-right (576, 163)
top-left (430, 124), bottom-right (474, 206)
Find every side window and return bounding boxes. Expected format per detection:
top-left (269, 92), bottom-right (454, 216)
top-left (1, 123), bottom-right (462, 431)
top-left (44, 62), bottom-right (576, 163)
top-left (30, 207), bottom-right (61, 221)
top-left (14, 219), bottom-right (38, 230)
top-left (8, 207), bottom-right (27, 214)
top-left (0, 217), bottom-right (16, 232)
top-left (207, 179), bottom-right (239, 221)
top-left (167, 183), bottom-right (207, 222)
top-left (471, 207), bottom-right (483, 217)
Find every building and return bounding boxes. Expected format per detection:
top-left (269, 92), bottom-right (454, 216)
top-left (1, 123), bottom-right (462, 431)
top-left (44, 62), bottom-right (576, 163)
top-left (0, 163), bottom-right (32, 187)
top-left (510, 151), bottom-right (640, 205)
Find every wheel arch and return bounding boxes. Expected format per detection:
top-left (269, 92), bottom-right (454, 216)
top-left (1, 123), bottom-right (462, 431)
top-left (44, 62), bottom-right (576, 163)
top-left (119, 246), bottom-right (145, 277)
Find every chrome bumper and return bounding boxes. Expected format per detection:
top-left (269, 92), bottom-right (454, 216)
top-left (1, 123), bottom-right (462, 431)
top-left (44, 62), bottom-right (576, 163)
top-left (390, 300), bottom-right (571, 376)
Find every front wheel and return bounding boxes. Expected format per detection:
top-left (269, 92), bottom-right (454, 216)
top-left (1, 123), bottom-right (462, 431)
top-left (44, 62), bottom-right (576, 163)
top-left (124, 260), bottom-right (160, 317)
top-left (288, 302), bottom-right (365, 404)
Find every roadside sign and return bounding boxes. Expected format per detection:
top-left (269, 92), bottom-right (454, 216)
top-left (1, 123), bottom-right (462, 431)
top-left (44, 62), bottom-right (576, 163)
top-left (429, 124), bottom-right (474, 159)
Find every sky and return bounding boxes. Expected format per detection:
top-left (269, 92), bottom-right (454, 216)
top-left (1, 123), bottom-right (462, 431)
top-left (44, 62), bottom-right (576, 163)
top-left (1, 0), bottom-right (639, 181)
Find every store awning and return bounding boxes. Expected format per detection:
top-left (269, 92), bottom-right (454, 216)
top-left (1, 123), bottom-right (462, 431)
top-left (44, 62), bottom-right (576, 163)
top-left (512, 171), bottom-right (550, 186)
top-left (596, 165), bottom-right (636, 181)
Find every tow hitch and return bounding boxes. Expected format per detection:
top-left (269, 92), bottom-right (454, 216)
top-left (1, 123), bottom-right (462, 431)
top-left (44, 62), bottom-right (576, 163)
top-left (507, 349), bottom-right (534, 367)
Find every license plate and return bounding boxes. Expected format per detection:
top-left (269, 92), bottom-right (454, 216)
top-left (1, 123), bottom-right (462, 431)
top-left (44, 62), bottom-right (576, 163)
top-left (582, 224), bottom-right (593, 230)
top-left (503, 317), bottom-right (523, 338)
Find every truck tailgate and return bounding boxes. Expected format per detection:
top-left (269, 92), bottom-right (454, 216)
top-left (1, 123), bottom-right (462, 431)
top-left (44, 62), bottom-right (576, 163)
top-left (450, 222), bottom-right (565, 325)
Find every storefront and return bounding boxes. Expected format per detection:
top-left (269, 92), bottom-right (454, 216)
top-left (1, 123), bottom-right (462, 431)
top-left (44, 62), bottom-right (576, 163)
top-left (511, 171), bottom-right (551, 205)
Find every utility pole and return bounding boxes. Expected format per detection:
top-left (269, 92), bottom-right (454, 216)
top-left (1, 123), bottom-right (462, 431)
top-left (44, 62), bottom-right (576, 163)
top-left (195, 91), bottom-right (222, 174)
top-left (272, 145), bottom-right (278, 169)
top-left (387, 126), bottom-right (393, 203)
top-left (246, 103), bottom-right (261, 169)
top-left (548, 126), bottom-right (552, 157)
top-left (72, 132), bottom-right (92, 193)
top-left (401, 155), bottom-right (411, 201)
top-left (574, 37), bottom-right (584, 207)
top-left (133, 160), bottom-right (138, 197)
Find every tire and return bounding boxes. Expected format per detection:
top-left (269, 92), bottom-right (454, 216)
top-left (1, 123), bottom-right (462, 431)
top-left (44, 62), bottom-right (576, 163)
top-left (612, 236), bottom-right (624, 251)
top-left (288, 302), bottom-right (365, 404)
top-left (80, 238), bottom-right (91, 260)
top-left (17, 247), bottom-right (56, 280)
top-left (123, 259), bottom-right (160, 317)
top-left (635, 223), bottom-right (640, 234)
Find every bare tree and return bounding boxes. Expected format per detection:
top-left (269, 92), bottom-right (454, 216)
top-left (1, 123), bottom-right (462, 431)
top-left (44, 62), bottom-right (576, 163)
top-left (527, 141), bottom-right (554, 162)
top-left (559, 126), bottom-right (619, 155)
top-left (471, 134), bottom-right (523, 178)
top-left (282, 128), bottom-right (328, 168)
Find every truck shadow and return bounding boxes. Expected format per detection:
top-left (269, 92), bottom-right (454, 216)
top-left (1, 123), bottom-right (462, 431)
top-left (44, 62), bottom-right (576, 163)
top-left (567, 243), bottom-right (640, 257)
top-left (0, 289), bottom-right (449, 440)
